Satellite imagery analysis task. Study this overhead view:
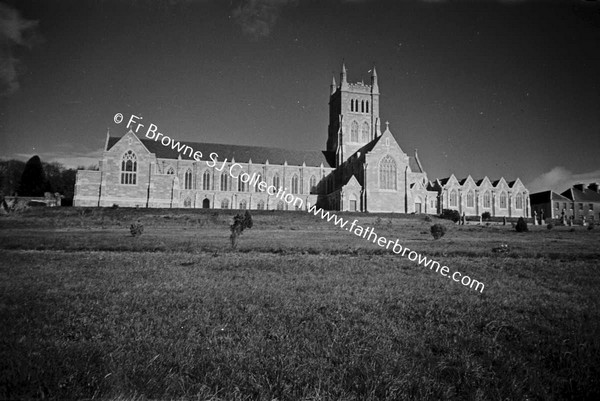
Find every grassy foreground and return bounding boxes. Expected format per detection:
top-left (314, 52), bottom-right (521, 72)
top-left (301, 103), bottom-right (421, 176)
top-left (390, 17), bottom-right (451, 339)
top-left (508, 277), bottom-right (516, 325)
top-left (1, 207), bottom-right (600, 400)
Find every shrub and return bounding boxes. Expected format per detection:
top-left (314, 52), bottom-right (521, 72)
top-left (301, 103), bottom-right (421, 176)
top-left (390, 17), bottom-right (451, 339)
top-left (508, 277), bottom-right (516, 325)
top-left (588, 224), bottom-right (594, 231)
top-left (230, 210), bottom-right (254, 249)
top-left (130, 221), bottom-right (144, 237)
top-left (424, 215), bottom-right (432, 222)
top-left (440, 209), bottom-right (460, 223)
top-left (430, 223), bottom-right (447, 240)
top-left (547, 223), bottom-right (554, 230)
top-left (482, 211), bottom-right (491, 221)
top-left (515, 217), bottom-right (528, 232)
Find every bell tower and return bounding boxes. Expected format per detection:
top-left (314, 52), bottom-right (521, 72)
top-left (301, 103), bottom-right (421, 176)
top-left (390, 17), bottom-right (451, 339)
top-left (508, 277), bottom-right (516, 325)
top-left (327, 62), bottom-right (380, 167)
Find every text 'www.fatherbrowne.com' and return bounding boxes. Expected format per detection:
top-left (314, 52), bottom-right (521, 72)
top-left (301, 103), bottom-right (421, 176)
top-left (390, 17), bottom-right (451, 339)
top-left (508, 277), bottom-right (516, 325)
top-left (305, 203), bottom-right (485, 293)
top-left (113, 113), bottom-right (485, 293)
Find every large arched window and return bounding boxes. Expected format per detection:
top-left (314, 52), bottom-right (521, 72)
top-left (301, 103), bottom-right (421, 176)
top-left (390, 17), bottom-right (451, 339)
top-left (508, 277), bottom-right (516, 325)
top-left (483, 191), bottom-right (491, 208)
top-left (379, 155), bottom-right (397, 190)
top-left (361, 122), bottom-right (370, 142)
top-left (166, 166), bottom-right (175, 175)
top-left (120, 150), bottom-right (137, 185)
top-left (467, 191), bottom-right (474, 208)
top-left (220, 173), bottom-right (228, 191)
top-left (184, 169), bottom-right (193, 190)
top-left (272, 173), bottom-right (280, 190)
top-left (291, 174), bottom-right (299, 194)
top-left (309, 175), bottom-right (317, 194)
top-left (516, 193), bottom-right (523, 209)
top-left (449, 190), bottom-right (458, 207)
top-left (239, 199), bottom-right (247, 210)
top-left (500, 192), bottom-right (507, 209)
top-left (202, 170), bottom-right (211, 190)
top-left (221, 199), bottom-right (229, 209)
top-left (350, 121), bottom-right (359, 142)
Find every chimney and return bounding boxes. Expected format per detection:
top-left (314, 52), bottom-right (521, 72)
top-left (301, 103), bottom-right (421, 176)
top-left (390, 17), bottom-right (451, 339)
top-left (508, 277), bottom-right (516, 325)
top-left (589, 182), bottom-right (600, 193)
top-left (573, 183), bottom-right (585, 192)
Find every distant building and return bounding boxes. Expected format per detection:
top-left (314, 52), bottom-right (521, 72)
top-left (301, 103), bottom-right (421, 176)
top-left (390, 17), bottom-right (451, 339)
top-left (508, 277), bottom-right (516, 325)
top-left (74, 63), bottom-right (529, 217)
top-left (429, 175), bottom-right (530, 218)
top-left (530, 183), bottom-right (600, 224)
top-left (529, 191), bottom-right (572, 221)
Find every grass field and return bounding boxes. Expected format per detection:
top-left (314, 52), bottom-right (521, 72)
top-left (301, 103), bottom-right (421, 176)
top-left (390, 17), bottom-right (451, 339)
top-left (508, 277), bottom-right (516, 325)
top-left (1, 207), bottom-right (600, 400)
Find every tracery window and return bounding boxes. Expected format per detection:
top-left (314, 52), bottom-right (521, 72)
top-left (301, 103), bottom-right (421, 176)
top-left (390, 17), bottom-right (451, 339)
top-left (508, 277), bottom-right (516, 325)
top-left (184, 169), bottom-right (193, 190)
top-left (379, 155), bottom-right (397, 190)
top-left (120, 150), bottom-right (137, 185)
top-left (361, 122), bottom-right (370, 142)
top-left (350, 121), bottom-right (359, 142)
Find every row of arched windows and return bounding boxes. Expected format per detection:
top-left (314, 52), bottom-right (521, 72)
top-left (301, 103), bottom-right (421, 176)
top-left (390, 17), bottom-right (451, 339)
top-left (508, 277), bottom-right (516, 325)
top-left (350, 99), bottom-right (369, 113)
top-left (349, 121), bottom-right (370, 143)
top-left (174, 169), bottom-right (320, 194)
top-left (448, 190), bottom-right (523, 210)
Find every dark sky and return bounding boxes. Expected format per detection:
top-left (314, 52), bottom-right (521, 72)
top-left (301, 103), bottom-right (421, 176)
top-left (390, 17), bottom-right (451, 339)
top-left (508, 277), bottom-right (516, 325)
top-left (1, 0), bottom-right (599, 193)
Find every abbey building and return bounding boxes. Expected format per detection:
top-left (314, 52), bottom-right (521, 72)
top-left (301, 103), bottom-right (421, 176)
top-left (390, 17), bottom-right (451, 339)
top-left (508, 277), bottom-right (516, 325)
top-left (74, 64), bottom-right (530, 218)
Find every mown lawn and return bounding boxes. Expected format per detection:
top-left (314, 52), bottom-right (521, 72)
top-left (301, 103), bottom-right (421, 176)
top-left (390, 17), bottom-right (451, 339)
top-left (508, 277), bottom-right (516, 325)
top-left (1, 208), bottom-right (599, 400)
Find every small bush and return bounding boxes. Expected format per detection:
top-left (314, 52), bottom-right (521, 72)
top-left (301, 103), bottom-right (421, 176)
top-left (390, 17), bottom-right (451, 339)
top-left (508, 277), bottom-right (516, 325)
top-left (482, 211), bottom-right (491, 221)
top-left (515, 217), bottom-right (528, 232)
top-left (430, 223), bottom-right (447, 240)
top-left (111, 203), bottom-right (119, 209)
top-left (547, 223), bottom-right (554, 230)
top-left (130, 221), bottom-right (144, 237)
top-left (230, 210), bottom-right (254, 249)
top-left (424, 215), bottom-right (432, 222)
top-left (588, 224), bottom-right (594, 230)
top-left (440, 209), bottom-right (460, 223)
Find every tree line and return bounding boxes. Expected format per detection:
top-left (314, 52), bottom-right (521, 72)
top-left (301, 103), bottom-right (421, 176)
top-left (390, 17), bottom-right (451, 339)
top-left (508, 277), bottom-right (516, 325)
top-left (0, 155), bottom-right (97, 205)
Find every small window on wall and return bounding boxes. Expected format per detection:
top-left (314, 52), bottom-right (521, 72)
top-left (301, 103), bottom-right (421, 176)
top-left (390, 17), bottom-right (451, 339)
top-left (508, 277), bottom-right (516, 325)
top-left (239, 199), bottom-right (247, 209)
top-left (483, 192), bottom-right (491, 208)
top-left (291, 174), bottom-right (299, 194)
top-left (590, 204), bottom-right (594, 211)
top-left (221, 199), bottom-right (229, 209)
top-left (277, 201), bottom-right (285, 210)
top-left (257, 200), bottom-right (265, 210)
top-left (309, 175), bottom-right (317, 194)
top-left (166, 166), bottom-right (175, 175)
top-left (555, 202), bottom-right (559, 210)
top-left (220, 173), bottom-right (228, 191)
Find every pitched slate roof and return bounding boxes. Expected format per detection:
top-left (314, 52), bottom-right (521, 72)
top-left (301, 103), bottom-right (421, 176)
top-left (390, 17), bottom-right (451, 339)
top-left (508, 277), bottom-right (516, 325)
top-left (529, 190), bottom-right (571, 205)
top-left (561, 187), bottom-right (600, 203)
top-left (107, 135), bottom-right (332, 168)
top-left (409, 157), bottom-right (423, 173)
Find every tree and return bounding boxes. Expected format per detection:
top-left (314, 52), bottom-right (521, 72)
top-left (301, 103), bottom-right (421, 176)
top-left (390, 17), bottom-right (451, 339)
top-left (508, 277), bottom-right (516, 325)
top-left (0, 159), bottom-right (26, 196)
top-left (515, 217), bottom-right (529, 233)
top-left (19, 156), bottom-right (49, 196)
top-left (230, 210), bottom-right (254, 249)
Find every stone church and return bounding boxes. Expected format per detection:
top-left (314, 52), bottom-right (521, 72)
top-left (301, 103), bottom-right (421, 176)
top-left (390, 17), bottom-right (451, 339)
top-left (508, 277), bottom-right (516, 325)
top-left (74, 64), bottom-right (530, 217)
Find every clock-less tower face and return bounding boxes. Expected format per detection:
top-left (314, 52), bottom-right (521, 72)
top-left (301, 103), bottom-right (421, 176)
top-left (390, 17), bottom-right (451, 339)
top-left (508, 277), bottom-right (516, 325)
top-left (327, 64), bottom-right (380, 166)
